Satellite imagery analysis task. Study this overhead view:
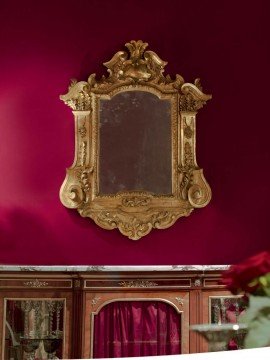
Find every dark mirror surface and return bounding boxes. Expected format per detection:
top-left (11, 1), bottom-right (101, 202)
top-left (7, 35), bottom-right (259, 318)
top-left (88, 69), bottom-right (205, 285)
top-left (99, 91), bottom-right (172, 195)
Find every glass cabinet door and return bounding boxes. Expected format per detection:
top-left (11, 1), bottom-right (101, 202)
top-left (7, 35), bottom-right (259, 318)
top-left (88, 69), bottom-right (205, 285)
top-left (209, 295), bottom-right (247, 350)
top-left (4, 299), bottom-right (65, 360)
top-left (210, 296), bottom-right (246, 325)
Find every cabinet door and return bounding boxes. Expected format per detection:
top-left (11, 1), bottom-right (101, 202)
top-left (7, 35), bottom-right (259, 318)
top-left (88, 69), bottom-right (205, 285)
top-left (83, 291), bottom-right (189, 359)
top-left (201, 290), bottom-right (246, 352)
top-left (0, 291), bottom-right (73, 360)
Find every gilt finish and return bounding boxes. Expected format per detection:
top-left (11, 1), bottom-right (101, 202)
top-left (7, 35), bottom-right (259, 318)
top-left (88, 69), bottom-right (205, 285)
top-left (60, 40), bottom-right (212, 240)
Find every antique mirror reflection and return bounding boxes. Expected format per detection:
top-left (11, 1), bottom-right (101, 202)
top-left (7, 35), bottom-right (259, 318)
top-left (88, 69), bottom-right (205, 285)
top-left (3, 299), bottom-right (65, 360)
top-left (99, 91), bottom-right (172, 195)
top-left (60, 40), bottom-right (212, 239)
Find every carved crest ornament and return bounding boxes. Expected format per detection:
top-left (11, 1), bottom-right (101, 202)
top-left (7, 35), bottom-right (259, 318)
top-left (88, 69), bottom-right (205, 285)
top-left (60, 40), bottom-right (212, 240)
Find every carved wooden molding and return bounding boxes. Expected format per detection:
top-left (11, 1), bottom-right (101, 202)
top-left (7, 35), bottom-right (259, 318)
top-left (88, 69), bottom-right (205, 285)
top-left (91, 297), bottom-right (101, 306)
top-left (60, 40), bottom-right (212, 240)
top-left (23, 279), bottom-right (49, 288)
top-left (175, 297), bottom-right (184, 306)
top-left (118, 280), bottom-right (158, 288)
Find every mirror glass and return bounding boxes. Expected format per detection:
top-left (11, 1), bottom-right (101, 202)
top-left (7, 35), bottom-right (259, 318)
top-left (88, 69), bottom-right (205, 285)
top-left (99, 91), bottom-right (172, 195)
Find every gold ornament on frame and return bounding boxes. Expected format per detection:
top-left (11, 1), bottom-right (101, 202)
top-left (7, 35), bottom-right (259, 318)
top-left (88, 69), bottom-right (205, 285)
top-left (60, 40), bottom-right (212, 240)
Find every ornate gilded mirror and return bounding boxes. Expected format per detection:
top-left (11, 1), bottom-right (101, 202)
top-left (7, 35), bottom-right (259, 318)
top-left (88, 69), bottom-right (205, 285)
top-left (60, 40), bottom-right (212, 240)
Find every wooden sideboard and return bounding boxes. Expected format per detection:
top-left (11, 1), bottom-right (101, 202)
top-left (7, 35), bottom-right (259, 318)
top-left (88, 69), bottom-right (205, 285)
top-left (0, 265), bottom-right (239, 359)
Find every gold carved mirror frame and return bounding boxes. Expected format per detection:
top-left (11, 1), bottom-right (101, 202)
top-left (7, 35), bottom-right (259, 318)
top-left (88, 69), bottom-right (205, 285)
top-left (60, 40), bottom-right (212, 240)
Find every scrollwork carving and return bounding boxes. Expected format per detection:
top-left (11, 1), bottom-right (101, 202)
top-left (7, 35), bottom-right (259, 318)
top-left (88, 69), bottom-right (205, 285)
top-left (91, 297), bottom-right (101, 306)
top-left (23, 279), bottom-right (49, 288)
top-left (180, 81), bottom-right (211, 112)
top-left (188, 169), bottom-right (211, 208)
top-left (60, 40), bottom-right (211, 240)
top-left (119, 280), bottom-right (158, 288)
top-left (175, 297), bottom-right (184, 306)
top-left (60, 40), bottom-right (188, 104)
top-left (87, 209), bottom-right (192, 241)
top-left (60, 81), bottom-right (91, 110)
top-left (67, 185), bottom-right (84, 208)
top-left (122, 196), bottom-right (150, 207)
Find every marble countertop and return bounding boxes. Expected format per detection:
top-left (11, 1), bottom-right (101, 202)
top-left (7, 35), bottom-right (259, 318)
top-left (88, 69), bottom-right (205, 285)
top-left (0, 265), bottom-right (230, 272)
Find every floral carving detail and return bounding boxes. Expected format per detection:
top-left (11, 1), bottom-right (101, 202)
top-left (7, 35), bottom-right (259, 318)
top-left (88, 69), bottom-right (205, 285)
top-left (175, 297), bottom-right (184, 306)
top-left (184, 126), bottom-right (193, 138)
top-left (180, 94), bottom-right (198, 112)
top-left (183, 117), bottom-right (193, 139)
top-left (91, 297), bottom-right (101, 306)
top-left (194, 279), bottom-right (202, 287)
top-left (184, 142), bottom-right (193, 168)
top-left (60, 80), bottom-right (91, 110)
top-left (90, 209), bottom-right (192, 240)
top-left (23, 279), bottom-right (49, 288)
top-left (180, 80), bottom-right (211, 112)
top-left (122, 196), bottom-right (150, 207)
top-left (59, 41), bottom-right (212, 240)
top-left (60, 40), bottom-right (190, 110)
top-left (179, 139), bottom-right (195, 201)
top-left (119, 280), bottom-right (158, 288)
top-left (78, 124), bottom-right (87, 138)
top-left (102, 40), bottom-right (183, 87)
top-left (80, 169), bottom-right (91, 199)
top-left (79, 141), bottom-right (87, 166)
top-left (179, 170), bottom-right (191, 200)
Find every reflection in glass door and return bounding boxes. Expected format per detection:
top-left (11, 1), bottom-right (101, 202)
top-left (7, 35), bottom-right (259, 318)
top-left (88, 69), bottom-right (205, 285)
top-left (4, 299), bottom-right (65, 360)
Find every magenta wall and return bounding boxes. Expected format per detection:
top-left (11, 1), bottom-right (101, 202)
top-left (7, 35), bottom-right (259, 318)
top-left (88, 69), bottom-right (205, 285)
top-left (0, 0), bottom-right (269, 265)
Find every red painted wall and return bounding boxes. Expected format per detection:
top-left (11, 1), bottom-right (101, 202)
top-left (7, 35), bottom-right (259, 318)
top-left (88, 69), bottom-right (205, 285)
top-left (0, 0), bottom-right (269, 265)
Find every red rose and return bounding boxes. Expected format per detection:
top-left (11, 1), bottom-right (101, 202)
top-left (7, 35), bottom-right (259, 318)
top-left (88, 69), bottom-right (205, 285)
top-left (228, 339), bottom-right (238, 350)
top-left (221, 251), bottom-right (270, 294)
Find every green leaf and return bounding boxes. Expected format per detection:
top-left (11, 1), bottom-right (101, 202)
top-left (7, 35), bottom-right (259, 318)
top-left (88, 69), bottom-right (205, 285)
top-left (240, 295), bottom-right (270, 348)
top-left (244, 316), bottom-right (270, 348)
top-left (264, 287), bottom-right (270, 296)
top-left (240, 295), bottom-right (270, 323)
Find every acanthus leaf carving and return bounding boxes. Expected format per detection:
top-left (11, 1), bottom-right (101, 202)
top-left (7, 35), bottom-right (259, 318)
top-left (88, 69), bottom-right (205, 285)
top-left (122, 196), bottom-right (150, 207)
top-left (180, 81), bottom-right (212, 111)
top-left (60, 40), bottom-right (188, 107)
top-left (60, 81), bottom-right (92, 110)
top-left (87, 209), bottom-right (192, 241)
top-left (60, 40), bottom-right (212, 240)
